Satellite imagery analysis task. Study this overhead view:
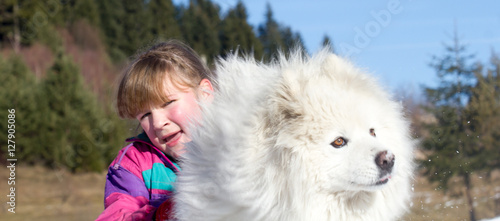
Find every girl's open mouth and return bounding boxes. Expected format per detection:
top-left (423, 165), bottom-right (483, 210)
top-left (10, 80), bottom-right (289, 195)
top-left (163, 131), bottom-right (182, 146)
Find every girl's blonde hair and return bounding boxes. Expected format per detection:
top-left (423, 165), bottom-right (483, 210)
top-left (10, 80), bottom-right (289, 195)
top-left (117, 40), bottom-right (214, 118)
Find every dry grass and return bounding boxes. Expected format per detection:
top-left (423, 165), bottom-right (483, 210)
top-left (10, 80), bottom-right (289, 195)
top-left (1, 166), bottom-right (499, 220)
top-left (403, 170), bottom-right (500, 221)
top-left (0, 166), bottom-right (106, 221)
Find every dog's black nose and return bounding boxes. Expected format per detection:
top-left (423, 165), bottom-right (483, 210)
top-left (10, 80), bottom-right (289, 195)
top-left (375, 151), bottom-right (395, 173)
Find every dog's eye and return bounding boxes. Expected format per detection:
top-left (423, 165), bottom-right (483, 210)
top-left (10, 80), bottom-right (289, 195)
top-left (331, 137), bottom-right (347, 148)
top-left (370, 128), bottom-right (376, 137)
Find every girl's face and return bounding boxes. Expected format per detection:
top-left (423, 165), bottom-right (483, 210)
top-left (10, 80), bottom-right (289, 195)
top-left (136, 78), bottom-right (213, 159)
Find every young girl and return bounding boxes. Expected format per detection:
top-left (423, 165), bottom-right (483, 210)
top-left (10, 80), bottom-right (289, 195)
top-left (96, 40), bottom-right (215, 221)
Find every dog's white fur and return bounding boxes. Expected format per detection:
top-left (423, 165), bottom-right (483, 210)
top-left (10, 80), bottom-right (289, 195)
top-left (174, 49), bottom-right (415, 221)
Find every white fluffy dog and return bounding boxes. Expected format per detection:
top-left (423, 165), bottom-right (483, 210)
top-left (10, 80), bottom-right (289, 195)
top-left (174, 48), bottom-right (415, 221)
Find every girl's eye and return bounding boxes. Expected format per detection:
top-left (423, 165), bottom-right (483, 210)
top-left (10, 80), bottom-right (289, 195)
top-left (140, 112), bottom-right (150, 120)
top-left (331, 137), bottom-right (347, 148)
top-left (162, 100), bottom-right (176, 107)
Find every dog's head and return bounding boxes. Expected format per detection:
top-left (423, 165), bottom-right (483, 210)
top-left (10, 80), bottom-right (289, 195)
top-left (266, 51), bottom-right (414, 193)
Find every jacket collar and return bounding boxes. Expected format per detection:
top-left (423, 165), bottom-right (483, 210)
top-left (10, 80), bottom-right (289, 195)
top-left (125, 131), bottom-right (180, 172)
top-left (125, 131), bottom-right (152, 144)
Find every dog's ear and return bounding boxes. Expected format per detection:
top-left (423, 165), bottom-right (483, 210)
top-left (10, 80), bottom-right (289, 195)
top-left (267, 69), bottom-right (305, 124)
top-left (266, 50), bottom-right (339, 123)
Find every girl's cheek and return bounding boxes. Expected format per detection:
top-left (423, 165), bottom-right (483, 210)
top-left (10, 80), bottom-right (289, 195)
top-left (172, 106), bottom-right (200, 128)
top-left (140, 120), bottom-right (150, 132)
top-left (169, 106), bottom-right (189, 127)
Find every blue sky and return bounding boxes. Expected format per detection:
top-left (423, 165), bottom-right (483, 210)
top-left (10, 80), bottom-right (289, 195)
top-left (174, 0), bottom-right (500, 96)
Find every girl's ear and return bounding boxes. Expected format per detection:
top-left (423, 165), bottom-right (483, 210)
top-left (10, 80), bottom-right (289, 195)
top-left (198, 78), bottom-right (214, 102)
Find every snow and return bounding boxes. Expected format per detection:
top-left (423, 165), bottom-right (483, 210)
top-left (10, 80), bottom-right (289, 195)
top-left (481, 217), bottom-right (500, 221)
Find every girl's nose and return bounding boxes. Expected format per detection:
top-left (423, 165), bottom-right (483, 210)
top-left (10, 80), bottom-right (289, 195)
top-left (151, 109), bottom-right (170, 130)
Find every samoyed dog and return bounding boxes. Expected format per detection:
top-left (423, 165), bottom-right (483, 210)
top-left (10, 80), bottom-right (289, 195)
top-left (174, 48), bottom-right (415, 221)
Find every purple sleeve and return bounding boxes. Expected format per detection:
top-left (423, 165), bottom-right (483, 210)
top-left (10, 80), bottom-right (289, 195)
top-left (104, 165), bottom-right (150, 199)
top-left (95, 165), bottom-right (156, 220)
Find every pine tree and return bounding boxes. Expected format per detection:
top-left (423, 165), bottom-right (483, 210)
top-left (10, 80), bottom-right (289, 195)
top-left (96, 0), bottom-right (126, 62)
top-left (0, 55), bottom-right (39, 163)
top-left (257, 4), bottom-right (283, 61)
top-left (219, 1), bottom-right (263, 59)
top-left (466, 54), bottom-right (500, 209)
top-left (421, 31), bottom-right (480, 221)
top-left (147, 0), bottom-right (182, 41)
top-left (38, 53), bottom-right (119, 172)
top-left (179, 0), bottom-right (221, 64)
top-left (120, 0), bottom-right (153, 57)
top-left (467, 54), bottom-right (500, 164)
top-left (62, 0), bottom-right (100, 26)
top-left (280, 26), bottom-right (306, 52)
top-left (0, 53), bottom-right (128, 172)
top-left (257, 4), bottom-right (307, 61)
top-left (5, 0), bottom-right (63, 53)
top-left (0, 0), bottom-right (21, 52)
top-left (322, 34), bottom-right (335, 53)
top-left (1, 0), bottom-right (59, 47)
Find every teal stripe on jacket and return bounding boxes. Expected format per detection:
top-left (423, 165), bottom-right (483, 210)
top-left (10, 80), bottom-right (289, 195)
top-left (142, 162), bottom-right (180, 191)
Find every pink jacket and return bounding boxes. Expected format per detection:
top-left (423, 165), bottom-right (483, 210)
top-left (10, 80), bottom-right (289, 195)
top-left (96, 133), bottom-right (180, 221)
